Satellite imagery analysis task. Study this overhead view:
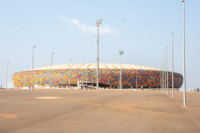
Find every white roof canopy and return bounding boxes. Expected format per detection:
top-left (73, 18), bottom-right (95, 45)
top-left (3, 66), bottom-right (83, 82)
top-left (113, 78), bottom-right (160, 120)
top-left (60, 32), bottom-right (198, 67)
top-left (33, 63), bottom-right (162, 71)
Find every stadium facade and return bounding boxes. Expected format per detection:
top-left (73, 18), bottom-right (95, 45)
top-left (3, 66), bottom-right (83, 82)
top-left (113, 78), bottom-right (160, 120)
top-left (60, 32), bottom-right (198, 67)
top-left (12, 63), bottom-right (183, 89)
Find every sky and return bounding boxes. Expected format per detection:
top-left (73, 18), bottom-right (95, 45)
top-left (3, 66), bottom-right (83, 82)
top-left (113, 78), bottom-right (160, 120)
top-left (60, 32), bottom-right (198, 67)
top-left (0, 0), bottom-right (200, 89)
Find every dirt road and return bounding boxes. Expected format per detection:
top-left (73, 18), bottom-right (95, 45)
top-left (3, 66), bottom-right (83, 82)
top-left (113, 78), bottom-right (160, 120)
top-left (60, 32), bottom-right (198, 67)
top-left (0, 89), bottom-right (200, 133)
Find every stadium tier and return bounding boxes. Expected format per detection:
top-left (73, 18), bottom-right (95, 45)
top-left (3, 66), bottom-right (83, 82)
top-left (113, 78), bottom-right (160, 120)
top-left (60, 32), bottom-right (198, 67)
top-left (12, 63), bottom-right (183, 88)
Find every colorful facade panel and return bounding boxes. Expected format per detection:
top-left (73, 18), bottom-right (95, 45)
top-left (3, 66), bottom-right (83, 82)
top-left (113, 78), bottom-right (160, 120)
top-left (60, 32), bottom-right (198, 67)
top-left (12, 69), bottom-right (183, 88)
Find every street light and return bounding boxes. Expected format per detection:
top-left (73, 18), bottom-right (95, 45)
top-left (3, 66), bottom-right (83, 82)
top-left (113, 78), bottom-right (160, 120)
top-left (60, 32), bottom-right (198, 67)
top-left (96, 19), bottom-right (103, 90)
top-left (32, 46), bottom-right (36, 93)
top-left (26, 66), bottom-right (29, 89)
top-left (119, 51), bottom-right (124, 90)
top-left (51, 52), bottom-right (55, 92)
top-left (166, 46), bottom-right (168, 95)
top-left (181, 0), bottom-right (186, 106)
top-left (6, 62), bottom-right (9, 88)
top-left (172, 32), bottom-right (174, 98)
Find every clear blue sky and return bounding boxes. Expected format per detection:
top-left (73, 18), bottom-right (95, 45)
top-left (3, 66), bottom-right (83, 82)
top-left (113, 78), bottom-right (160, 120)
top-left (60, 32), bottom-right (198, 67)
top-left (0, 0), bottom-right (200, 89)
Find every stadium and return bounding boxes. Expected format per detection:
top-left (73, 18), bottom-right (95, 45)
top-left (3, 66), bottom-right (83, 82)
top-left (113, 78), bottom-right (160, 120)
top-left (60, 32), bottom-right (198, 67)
top-left (12, 63), bottom-right (183, 89)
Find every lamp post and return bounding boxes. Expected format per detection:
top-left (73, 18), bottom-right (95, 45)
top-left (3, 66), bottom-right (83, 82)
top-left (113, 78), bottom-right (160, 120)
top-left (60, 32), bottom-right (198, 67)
top-left (172, 32), bottom-right (174, 98)
top-left (51, 53), bottom-right (55, 92)
top-left (6, 62), bottom-right (9, 88)
top-left (96, 19), bottom-right (103, 90)
top-left (26, 66), bottom-right (29, 89)
top-left (32, 46), bottom-right (36, 92)
top-left (181, 0), bottom-right (186, 106)
top-left (166, 47), bottom-right (168, 95)
top-left (119, 51), bottom-right (124, 90)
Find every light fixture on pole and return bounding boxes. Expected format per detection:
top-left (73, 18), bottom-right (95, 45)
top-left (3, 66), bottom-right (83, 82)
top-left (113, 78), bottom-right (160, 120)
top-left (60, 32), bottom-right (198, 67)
top-left (172, 32), bottom-right (174, 98)
top-left (6, 62), bottom-right (9, 89)
top-left (51, 52), bottom-right (55, 92)
top-left (119, 51), bottom-right (124, 90)
top-left (32, 46), bottom-right (36, 92)
top-left (96, 19), bottom-right (103, 90)
top-left (181, 0), bottom-right (186, 106)
top-left (166, 46), bottom-right (168, 95)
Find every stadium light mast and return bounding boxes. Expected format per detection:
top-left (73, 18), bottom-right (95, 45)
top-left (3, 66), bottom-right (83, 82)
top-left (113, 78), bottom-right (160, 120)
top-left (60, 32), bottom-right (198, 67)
top-left (96, 19), bottom-right (103, 90)
top-left (181, 0), bottom-right (186, 106)
top-left (32, 46), bottom-right (36, 93)
top-left (51, 52), bottom-right (55, 92)
top-left (166, 46), bottom-right (168, 95)
top-left (26, 66), bottom-right (29, 89)
top-left (119, 51), bottom-right (124, 90)
top-left (6, 62), bottom-right (9, 88)
top-left (172, 32), bottom-right (174, 98)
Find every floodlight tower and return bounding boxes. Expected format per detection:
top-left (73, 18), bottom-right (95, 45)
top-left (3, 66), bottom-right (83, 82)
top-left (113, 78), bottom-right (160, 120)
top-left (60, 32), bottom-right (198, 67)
top-left (119, 51), bottom-right (124, 90)
top-left (96, 19), bottom-right (103, 89)
top-left (6, 62), bottom-right (9, 88)
top-left (181, 0), bottom-right (186, 106)
top-left (32, 46), bottom-right (36, 92)
top-left (51, 52), bottom-right (55, 92)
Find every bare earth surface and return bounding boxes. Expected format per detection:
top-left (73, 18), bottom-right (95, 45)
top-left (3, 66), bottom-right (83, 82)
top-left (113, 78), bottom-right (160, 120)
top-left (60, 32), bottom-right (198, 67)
top-left (0, 89), bottom-right (200, 133)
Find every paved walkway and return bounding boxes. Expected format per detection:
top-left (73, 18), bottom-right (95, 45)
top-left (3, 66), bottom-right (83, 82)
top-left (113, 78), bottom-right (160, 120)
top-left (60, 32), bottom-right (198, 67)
top-left (0, 89), bottom-right (200, 133)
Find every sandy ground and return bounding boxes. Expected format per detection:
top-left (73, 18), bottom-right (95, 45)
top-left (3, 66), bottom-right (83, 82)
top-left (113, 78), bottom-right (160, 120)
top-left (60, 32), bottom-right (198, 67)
top-left (0, 89), bottom-right (200, 133)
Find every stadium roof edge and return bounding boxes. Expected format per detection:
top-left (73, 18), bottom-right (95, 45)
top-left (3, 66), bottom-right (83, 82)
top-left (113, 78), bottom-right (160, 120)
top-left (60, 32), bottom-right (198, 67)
top-left (32, 63), bottom-right (163, 71)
